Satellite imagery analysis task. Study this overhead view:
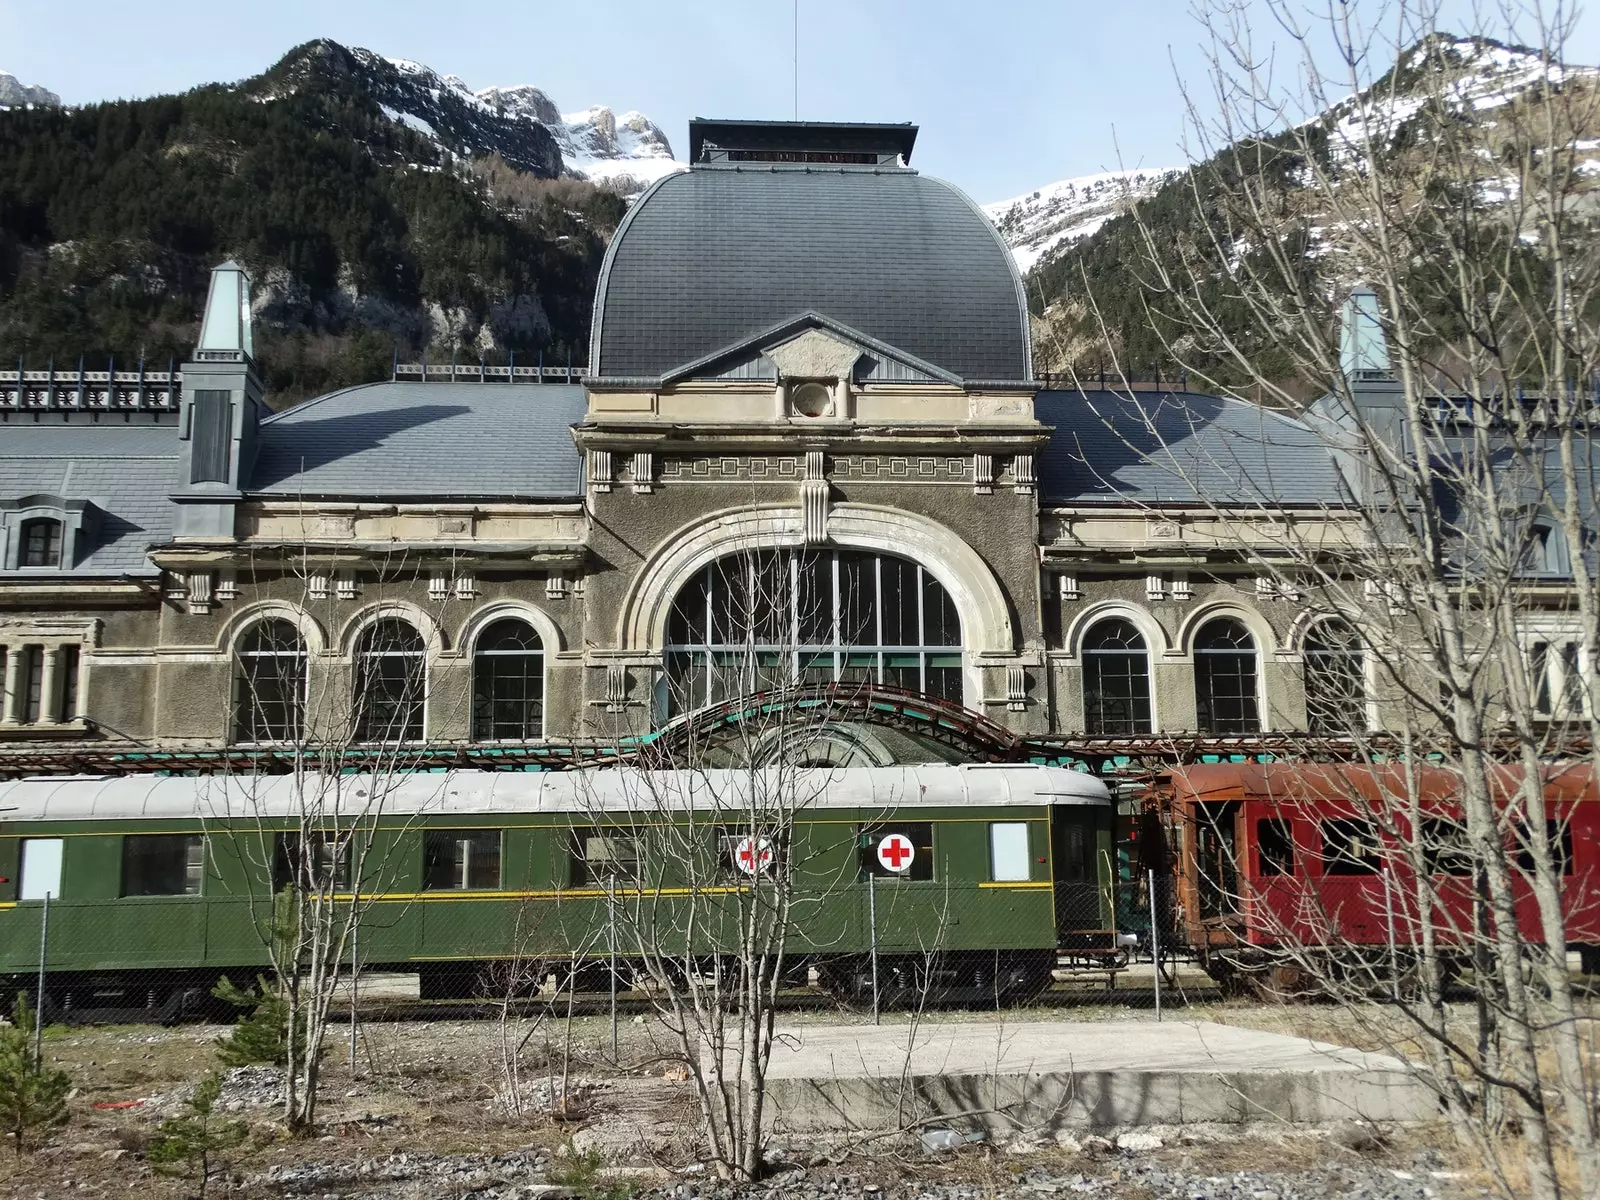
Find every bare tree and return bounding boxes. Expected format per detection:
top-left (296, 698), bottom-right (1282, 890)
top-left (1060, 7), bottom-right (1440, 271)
top-left (579, 544), bottom-right (869, 1181)
top-left (1039, 3), bottom-right (1600, 1195)
top-left (209, 548), bottom-right (466, 1133)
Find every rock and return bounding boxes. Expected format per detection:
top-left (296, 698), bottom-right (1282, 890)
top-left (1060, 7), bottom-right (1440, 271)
top-left (1053, 1132), bottom-right (1083, 1153)
top-left (1330, 1120), bottom-right (1385, 1153)
top-left (1116, 1132), bottom-right (1164, 1152)
top-left (1081, 1134), bottom-right (1115, 1153)
top-left (920, 1128), bottom-right (963, 1154)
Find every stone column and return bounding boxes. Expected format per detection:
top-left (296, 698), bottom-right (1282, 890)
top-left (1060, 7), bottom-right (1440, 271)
top-left (37, 646), bottom-right (61, 724)
top-left (0, 647), bottom-right (23, 725)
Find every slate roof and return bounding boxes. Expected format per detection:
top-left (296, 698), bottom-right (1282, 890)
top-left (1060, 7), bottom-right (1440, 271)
top-left (1036, 389), bottom-right (1343, 505)
top-left (250, 382), bottom-right (586, 499)
top-left (591, 165), bottom-right (1030, 383)
top-left (0, 420), bottom-right (180, 576)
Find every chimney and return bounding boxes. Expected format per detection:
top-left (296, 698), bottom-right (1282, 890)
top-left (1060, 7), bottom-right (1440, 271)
top-left (174, 261), bottom-right (264, 539)
top-left (1311, 284), bottom-right (1408, 507)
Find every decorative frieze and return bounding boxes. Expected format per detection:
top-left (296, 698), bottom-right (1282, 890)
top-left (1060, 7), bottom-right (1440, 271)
top-left (1147, 519), bottom-right (1182, 540)
top-left (436, 514), bottom-right (473, 538)
top-left (660, 455), bottom-right (801, 481)
top-left (833, 455), bottom-right (968, 481)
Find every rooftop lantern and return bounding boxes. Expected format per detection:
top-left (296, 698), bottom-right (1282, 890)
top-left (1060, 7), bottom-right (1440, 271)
top-left (196, 260), bottom-right (255, 361)
top-left (1338, 285), bottom-right (1390, 377)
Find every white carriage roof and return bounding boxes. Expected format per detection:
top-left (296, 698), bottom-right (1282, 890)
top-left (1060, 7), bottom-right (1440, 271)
top-left (0, 764), bottom-right (1109, 823)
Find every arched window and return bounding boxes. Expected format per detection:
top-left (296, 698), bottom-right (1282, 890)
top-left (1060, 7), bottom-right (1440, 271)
top-left (1081, 618), bottom-right (1152, 734)
top-left (354, 618), bottom-right (425, 742)
top-left (233, 619), bottom-right (307, 743)
top-left (662, 549), bottom-right (961, 716)
top-left (19, 518), bottom-right (62, 567)
top-left (1194, 618), bottom-right (1260, 734)
top-left (1520, 518), bottom-right (1567, 577)
top-left (1304, 618), bottom-right (1366, 735)
top-left (472, 618), bottom-right (544, 740)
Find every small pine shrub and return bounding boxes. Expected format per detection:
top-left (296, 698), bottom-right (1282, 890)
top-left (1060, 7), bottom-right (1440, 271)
top-left (548, 1142), bottom-right (637, 1200)
top-left (213, 976), bottom-right (293, 1068)
top-left (0, 995), bottom-right (70, 1157)
top-left (149, 1071), bottom-right (249, 1199)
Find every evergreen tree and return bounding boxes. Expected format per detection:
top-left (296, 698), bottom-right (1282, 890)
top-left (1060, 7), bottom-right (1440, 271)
top-left (0, 995), bottom-right (70, 1157)
top-left (149, 1072), bottom-right (249, 1199)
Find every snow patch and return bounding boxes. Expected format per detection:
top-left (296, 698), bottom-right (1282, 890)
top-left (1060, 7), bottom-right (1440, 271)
top-left (982, 170), bottom-right (1179, 273)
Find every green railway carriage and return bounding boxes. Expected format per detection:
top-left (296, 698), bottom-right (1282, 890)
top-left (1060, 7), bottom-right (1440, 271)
top-left (0, 764), bottom-right (1112, 1020)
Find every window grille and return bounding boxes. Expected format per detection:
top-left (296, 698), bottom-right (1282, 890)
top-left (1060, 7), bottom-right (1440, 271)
top-left (1194, 618), bottom-right (1260, 734)
top-left (471, 619), bottom-right (544, 740)
top-left (1303, 618), bottom-right (1366, 734)
top-left (663, 549), bottom-right (962, 716)
top-left (1081, 618), bottom-right (1152, 734)
top-left (354, 618), bottom-right (425, 742)
top-left (233, 619), bottom-right (307, 743)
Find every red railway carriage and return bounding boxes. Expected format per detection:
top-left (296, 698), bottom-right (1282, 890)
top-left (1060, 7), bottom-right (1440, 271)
top-left (1154, 762), bottom-right (1600, 988)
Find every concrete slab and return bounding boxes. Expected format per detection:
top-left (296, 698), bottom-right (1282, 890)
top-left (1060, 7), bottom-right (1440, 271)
top-left (753, 1020), bottom-right (1437, 1134)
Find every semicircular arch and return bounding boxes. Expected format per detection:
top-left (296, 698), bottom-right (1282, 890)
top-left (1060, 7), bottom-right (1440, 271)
top-left (216, 601), bottom-right (328, 657)
top-left (1062, 601), bottom-right (1170, 661)
top-left (617, 502), bottom-right (1015, 656)
top-left (1175, 602), bottom-right (1279, 660)
top-left (337, 600), bottom-right (446, 658)
top-left (457, 600), bottom-right (564, 657)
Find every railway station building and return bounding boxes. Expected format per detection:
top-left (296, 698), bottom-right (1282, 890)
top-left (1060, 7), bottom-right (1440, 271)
top-left (0, 119), bottom-right (1584, 773)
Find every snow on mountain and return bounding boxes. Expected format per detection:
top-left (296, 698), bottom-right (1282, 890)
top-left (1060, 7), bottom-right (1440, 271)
top-left (0, 70), bottom-right (60, 109)
top-left (983, 170), bottom-right (1178, 274)
top-left (549, 105), bottom-right (683, 191)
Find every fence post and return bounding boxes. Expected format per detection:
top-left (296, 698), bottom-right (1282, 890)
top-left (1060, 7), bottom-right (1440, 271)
top-left (1147, 869), bottom-right (1161, 1022)
top-left (607, 874), bottom-right (618, 1060)
top-left (868, 872), bottom-right (880, 1026)
top-left (348, 911), bottom-right (359, 1072)
top-left (34, 891), bottom-right (50, 1067)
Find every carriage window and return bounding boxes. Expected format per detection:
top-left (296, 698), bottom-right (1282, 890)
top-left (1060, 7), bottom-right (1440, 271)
top-left (122, 834), bottom-right (205, 896)
top-left (424, 830), bottom-right (503, 890)
top-left (989, 822), bottom-right (1031, 882)
top-left (1256, 819), bottom-right (1295, 876)
top-left (19, 838), bottom-right (64, 900)
top-left (715, 826), bottom-right (790, 878)
top-left (571, 828), bottom-right (639, 886)
top-left (1514, 819), bottom-right (1574, 877)
top-left (273, 832), bottom-right (352, 892)
top-left (858, 822), bottom-right (935, 881)
top-left (1421, 818), bottom-right (1473, 876)
top-left (1321, 819), bottom-right (1380, 876)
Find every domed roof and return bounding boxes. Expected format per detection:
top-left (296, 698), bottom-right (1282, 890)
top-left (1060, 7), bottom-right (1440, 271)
top-left (590, 165), bottom-right (1031, 383)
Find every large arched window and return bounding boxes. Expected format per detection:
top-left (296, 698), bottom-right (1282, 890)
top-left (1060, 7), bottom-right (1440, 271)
top-left (354, 618), bottom-right (425, 742)
top-left (1194, 617), bottom-right (1260, 734)
top-left (233, 619), bottom-right (307, 743)
top-left (1304, 617), bottom-right (1366, 735)
top-left (473, 618), bottom-right (544, 740)
top-left (663, 549), bottom-right (961, 715)
top-left (1081, 618), bottom-right (1152, 734)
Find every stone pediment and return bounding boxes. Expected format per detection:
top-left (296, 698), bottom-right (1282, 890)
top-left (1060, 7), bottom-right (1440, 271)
top-left (661, 312), bottom-right (962, 386)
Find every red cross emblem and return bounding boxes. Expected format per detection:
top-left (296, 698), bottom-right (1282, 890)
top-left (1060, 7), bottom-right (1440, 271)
top-left (877, 833), bottom-right (916, 873)
top-left (733, 836), bottom-right (774, 875)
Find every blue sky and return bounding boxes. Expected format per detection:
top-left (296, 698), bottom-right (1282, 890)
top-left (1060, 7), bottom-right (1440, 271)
top-left (2, 0), bottom-right (1595, 204)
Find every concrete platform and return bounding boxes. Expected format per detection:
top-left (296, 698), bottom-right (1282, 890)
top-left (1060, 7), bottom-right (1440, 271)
top-left (755, 1020), bottom-right (1437, 1134)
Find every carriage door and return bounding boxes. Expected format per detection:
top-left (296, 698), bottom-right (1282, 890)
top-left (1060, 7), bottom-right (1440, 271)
top-left (1193, 802), bottom-right (1240, 920)
top-left (1051, 811), bottom-right (1096, 933)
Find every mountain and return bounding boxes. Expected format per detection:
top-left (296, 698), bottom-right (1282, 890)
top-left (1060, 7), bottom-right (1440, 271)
top-left (0, 40), bottom-right (665, 405)
top-left (1021, 34), bottom-right (1600, 389)
top-left (983, 170), bottom-right (1178, 274)
top-left (0, 71), bottom-right (58, 109)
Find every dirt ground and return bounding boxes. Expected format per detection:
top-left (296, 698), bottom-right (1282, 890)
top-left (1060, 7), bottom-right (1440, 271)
top-left (0, 996), bottom-right (1549, 1199)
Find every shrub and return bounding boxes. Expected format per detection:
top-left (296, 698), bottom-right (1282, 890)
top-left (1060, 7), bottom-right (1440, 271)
top-left (149, 1072), bottom-right (249, 1199)
top-left (0, 995), bottom-right (70, 1156)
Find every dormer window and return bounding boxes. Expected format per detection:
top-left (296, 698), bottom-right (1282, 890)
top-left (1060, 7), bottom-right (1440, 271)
top-left (1519, 518), bottom-right (1568, 578)
top-left (19, 518), bottom-right (62, 567)
top-left (1, 496), bottom-right (91, 572)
